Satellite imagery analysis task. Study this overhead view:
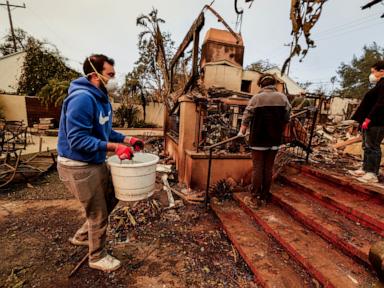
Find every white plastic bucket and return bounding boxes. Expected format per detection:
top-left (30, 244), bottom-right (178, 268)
top-left (107, 153), bottom-right (159, 201)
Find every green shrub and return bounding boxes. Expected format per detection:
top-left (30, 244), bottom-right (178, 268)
top-left (37, 79), bottom-right (70, 107)
top-left (132, 120), bottom-right (157, 128)
top-left (114, 104), bottom-right (140, 128)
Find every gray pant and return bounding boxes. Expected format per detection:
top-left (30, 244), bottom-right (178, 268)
top-left (57, 162), bottom-right (118, 262)
top-left (363, 126), bottom-right (384, 175)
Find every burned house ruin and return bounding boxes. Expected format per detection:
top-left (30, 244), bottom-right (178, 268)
top-left (163, 10), bottom-right (287, 190)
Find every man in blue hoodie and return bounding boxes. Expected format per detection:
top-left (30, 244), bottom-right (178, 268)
top-left (57, 54), bottom-right (144, 272)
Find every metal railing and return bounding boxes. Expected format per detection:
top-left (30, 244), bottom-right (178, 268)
top-left (282, 94), bottom-right (324, 161)
top-left (0, 119), bottom-right (28, 156)
top-left (203, 134), bottom-right (246, 208)
top-left (199, 93), bottom-right (323, 208)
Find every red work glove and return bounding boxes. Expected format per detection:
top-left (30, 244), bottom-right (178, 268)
top-left (129, 137), bottom-right (144, 151)
top-left (361, 118), bottom-right (371, 130)
top-left (115, 144), bottom-right (134, 160)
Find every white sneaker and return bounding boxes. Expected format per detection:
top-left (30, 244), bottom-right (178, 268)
top-left (356, 172), bottom-right (379, 183)
top-left (348, 169), bottom-right (366, 177)
top-left (89, 254), bottom-right (121, 272)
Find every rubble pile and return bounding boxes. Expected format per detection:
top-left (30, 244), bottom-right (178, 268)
top-left (110, 199), bottom-right (163, 243)
top-left (142, 136), bottom-right (164, 156)
top-left (201, 112), bottom-right (247, 153)
top-left (309, 120), bottom-right (362, 169)
top-left (202, 114), bottom-right (237, 145)
top-left (312, 120), bottom-right (358, 147)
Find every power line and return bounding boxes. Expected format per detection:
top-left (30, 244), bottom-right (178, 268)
top-left (315, 13), bottom-right (380, 36)
top-left (0, 1), bottom-right (26, 52)
top-left (316, 20), bottom-right (382, 41)
top-left (253, 12), bottom-right (382, 64)
top-left (315, 19), bottom-right (382, 39)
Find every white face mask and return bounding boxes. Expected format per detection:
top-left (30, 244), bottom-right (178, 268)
top-left (104, 78), bottom-right (117, 92)
top-left (369, 73), bottom-right (378, 84)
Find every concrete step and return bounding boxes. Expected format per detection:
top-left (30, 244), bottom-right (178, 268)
top-left (234, 192), bottom-right (378, 288)
top-left (272, 184), bottom-right (384, 266)
top-left (280, 171), bottom-right (384, 236)
top-left (210, 198), bottom-right (314, 288)
top-left (293, 164), bottom-right (384, 201)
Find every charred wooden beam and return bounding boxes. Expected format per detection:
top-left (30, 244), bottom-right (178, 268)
top-left (155, 24), bottom-right (170, 97)
top-left (182, 73), bottom-right (199, 95)
top-left (169, 12), bottom-right (205, 71)
top-left (191, 30), bottom-right (200, 79)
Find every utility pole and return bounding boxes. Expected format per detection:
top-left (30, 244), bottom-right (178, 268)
top-left (0, 1), bottom-right (26, 53)
top-left (284, 42), bottom-right (294, 76)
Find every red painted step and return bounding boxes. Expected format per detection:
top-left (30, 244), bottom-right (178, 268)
top-left (293, 164), bottom-right (384, 201)
top-left (211, 199), bottom-right (313, 288)
top-left (234, 192), bottom-right (378, 288)
top-left (280, 171), bottom-right (384, 236)
top-left (272, 184), bottom-right (384, 266)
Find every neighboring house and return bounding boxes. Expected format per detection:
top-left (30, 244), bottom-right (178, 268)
top-left (321, 96), bottom-right (360, 122)
top-left (201, 29), bottom-right (287, 95)
top-left (0, 51), bottom-right (61, 126)
top-left (164, 28), bottom-right (292, 189)
top-left (202, 60), bottom-right (286, 94)
top-left (265, 67), bottom-right (306, 97)
top-left (0, 51), bottom-right (26, 94)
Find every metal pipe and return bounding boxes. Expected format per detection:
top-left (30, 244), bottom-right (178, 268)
top-left (205, 148), bottom-right (213, 209)
top-left (306, 95), bottom-right (323, 162)
top-left (203, 134), bottom-right (244, 150)
top-left (204, 133), bottom-right (249, 209)
top-left (196, 104), bottom-right (202, 152)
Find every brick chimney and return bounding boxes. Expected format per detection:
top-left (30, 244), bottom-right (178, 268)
top-left (200, 28), bottom-right (244, 68)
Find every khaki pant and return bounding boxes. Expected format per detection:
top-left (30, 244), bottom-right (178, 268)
top-left (57, 162), bottom-right (118, 262)
top-left (251, 150), bottom-right (278, 200)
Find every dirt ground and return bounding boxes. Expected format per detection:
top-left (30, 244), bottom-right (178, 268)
top-left (0, 170), bottom-right (257, 288)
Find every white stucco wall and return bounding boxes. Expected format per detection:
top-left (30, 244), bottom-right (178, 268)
top-left (203, 65), bottom-right (242, 91)
top-left (112, 102), bottom-right (165, 128)
top-left (329, 97), bottom-right (360, 117)
top-left (0, 52), bottom-right (26, 94)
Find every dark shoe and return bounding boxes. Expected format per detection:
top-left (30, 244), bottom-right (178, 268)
top-left (264, 192), bottom-right (273, 202)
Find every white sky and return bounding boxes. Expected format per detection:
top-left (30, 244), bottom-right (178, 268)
top-left (0, 0), bottom-right (383, 92)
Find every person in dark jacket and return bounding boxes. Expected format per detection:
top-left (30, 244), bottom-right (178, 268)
top-left (57, 54), bottom-right (144, 272)
top-left (350, 60), bottom-right (384, 183)
top-left (239, 74), bottom-right (291, 206)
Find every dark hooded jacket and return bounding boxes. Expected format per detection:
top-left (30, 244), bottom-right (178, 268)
top-left (352, 78), bottom-right (384, 126)
top-left (241, 86), bottom-right (291, 148)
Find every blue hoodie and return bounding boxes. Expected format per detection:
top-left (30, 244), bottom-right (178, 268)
top-left (57, 77), bottom-right (125, 164)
